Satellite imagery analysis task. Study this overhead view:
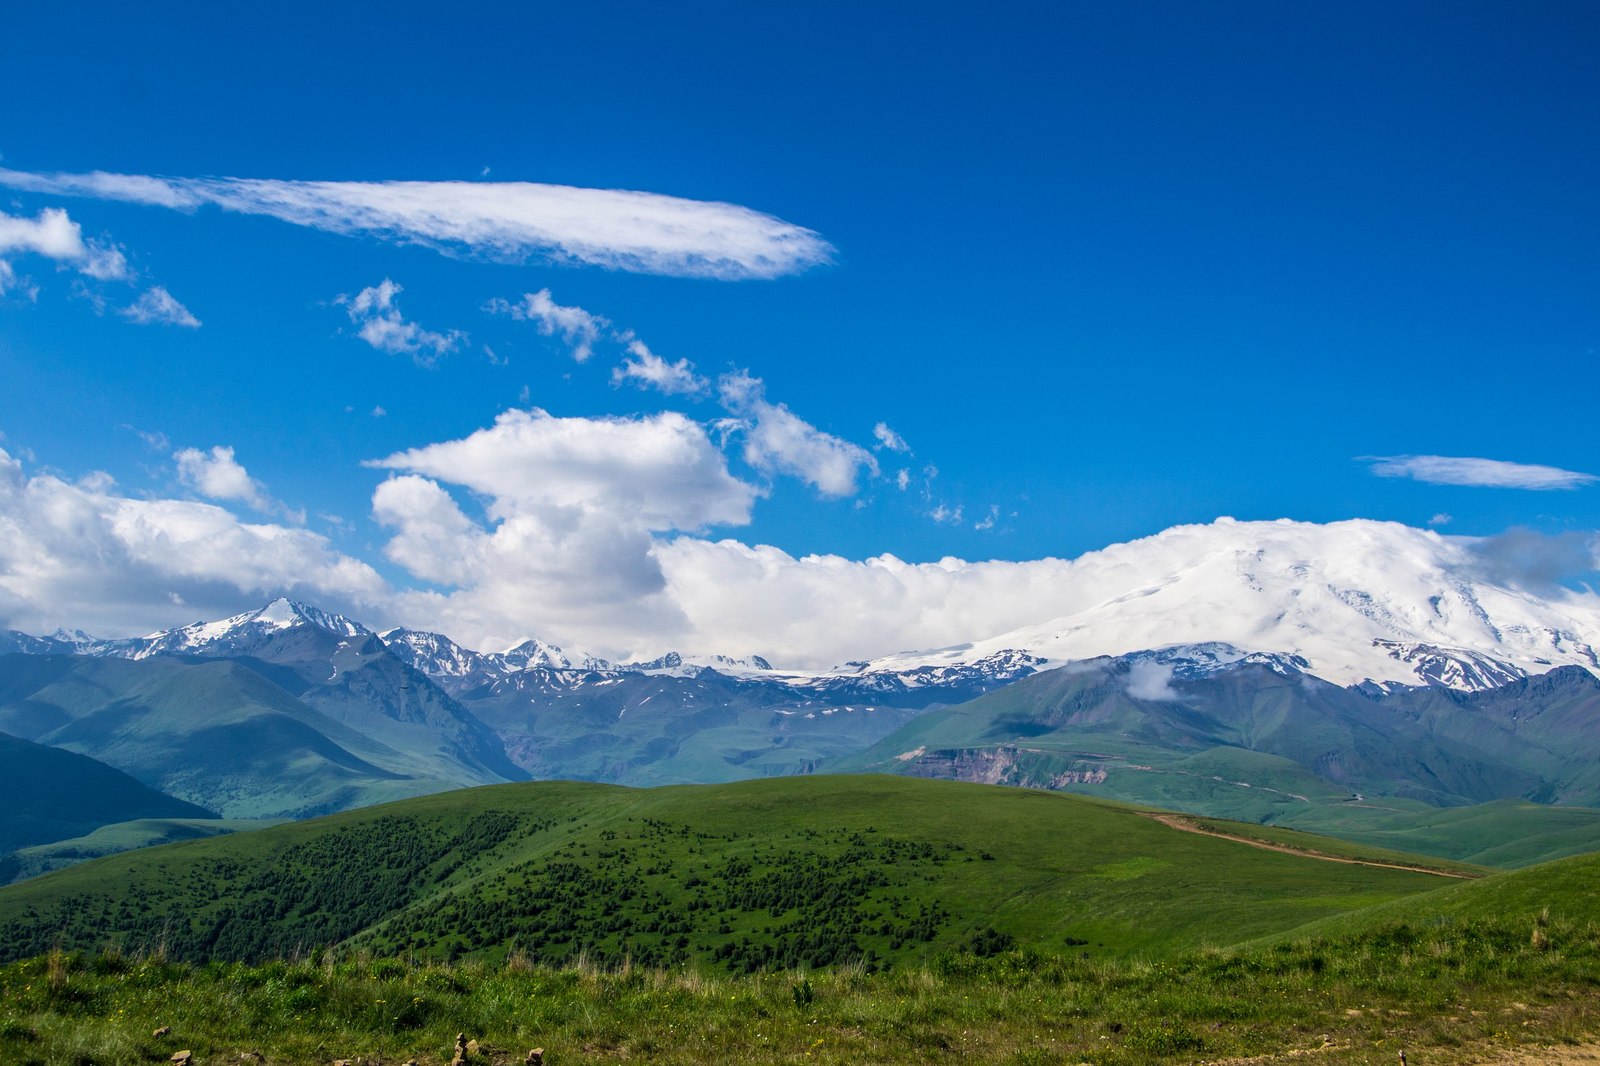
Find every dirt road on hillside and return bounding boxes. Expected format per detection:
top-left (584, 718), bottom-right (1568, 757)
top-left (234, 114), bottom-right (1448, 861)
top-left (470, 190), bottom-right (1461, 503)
top-left (1141, 812), bottom-right (1478, 879)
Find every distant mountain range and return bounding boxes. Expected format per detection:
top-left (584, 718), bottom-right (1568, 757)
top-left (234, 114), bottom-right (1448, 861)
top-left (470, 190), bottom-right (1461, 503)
top-left (833, 644), bottom-right (1600, 862)
top-left (4, 515), bottom-right (1600, 878)
top-left (9, 519), bottom-right (1599, 696)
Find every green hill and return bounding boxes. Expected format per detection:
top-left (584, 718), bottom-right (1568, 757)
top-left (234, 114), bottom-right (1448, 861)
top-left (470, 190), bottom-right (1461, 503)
top-left (2, 817), bottom-right (274, 884)
top-left (0, 775), bottom-right (1468, 969)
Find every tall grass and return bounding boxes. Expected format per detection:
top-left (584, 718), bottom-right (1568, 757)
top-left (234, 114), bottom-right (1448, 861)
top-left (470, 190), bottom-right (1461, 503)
top-left (4, 915), bottom-right (1600, 1064)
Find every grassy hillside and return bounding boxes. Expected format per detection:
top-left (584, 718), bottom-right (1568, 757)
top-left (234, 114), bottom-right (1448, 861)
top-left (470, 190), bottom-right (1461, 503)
top-left (5, 870), bottom-right (1600, 1065)
top-left (1260, 847), bottom-right (1600, 945)
top-left (2, 818), bottom-right (273, 884)
top-left (0, 775), bottom-right (1465, 969)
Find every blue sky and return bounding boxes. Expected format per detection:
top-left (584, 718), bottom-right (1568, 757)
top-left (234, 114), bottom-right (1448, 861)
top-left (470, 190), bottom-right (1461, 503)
top-left (0, 2), bottom-right (1596, 662)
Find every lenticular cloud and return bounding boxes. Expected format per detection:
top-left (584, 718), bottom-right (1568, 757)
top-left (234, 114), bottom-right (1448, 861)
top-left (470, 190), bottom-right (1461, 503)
top-left (0, 167), bottom-right (833, 281)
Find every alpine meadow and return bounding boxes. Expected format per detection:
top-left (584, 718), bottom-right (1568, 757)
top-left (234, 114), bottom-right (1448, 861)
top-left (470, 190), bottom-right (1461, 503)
top-left (3, 4), bottom-right (1600, 1064)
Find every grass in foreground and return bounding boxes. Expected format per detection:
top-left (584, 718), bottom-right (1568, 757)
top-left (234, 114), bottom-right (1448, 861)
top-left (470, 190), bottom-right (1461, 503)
top-left (5, 911), bottom-right (1600, 1065)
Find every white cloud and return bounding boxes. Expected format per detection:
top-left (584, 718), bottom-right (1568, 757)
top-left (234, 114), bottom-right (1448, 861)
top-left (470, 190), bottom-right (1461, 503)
top-left (121, 285), bottom-right (200, 328)
top-left (0, 445), bottom-right (386, 637)
top-left (369, 407), bottom-right (757, 531)
top-left (338, 279), bottom-right (462, 365)
top-left (0, 206), bottom-right (85, 259)
top-left (718, 370), bottom-right (878, 497)
top-left (1125, 661), bottom-right (1180, 701)
top-left (0, 260), bottom-right (38, 301)
top-left (650, 538), bottom-right (1093, 668)
top-left (354, 405), bottom-right (1101, 660)
top-left (974, 504), bottom-right (999, 531)
top-left (488, 289), bottom-right (606, 361)
top-left (873, 422), bottom-right (910, 453)
top-left (612, 338), bottom-right (708, 396)
top-left (1429, 513), bottom-right (1453, 527)
top-left (0, 206), bottom-right (131, 283)
top-left (895, 469), bottom-right (911, 491)
top-left (1367, 455), bottom-right (1597, 491)
top-left (367, 409), bottom-right (760, 652)
top-left (0, 167), bottom-right (834, 280)
top-left (929, 502), bottom-right (963, 525)
top-left (173, 444), bottom-right (302, 522)
top-left (79, 241), bottom-right (131, 282)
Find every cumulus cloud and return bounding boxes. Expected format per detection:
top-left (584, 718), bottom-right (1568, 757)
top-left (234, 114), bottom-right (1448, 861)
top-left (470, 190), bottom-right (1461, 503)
top-left (718, 370), bottom-right (878, 497)
top-left (488, 289), bottom-right (606, 361)
top-left (0, 445), bottom-right (386, 637)
top-left (0, 167), bottom-right (834, 280)
top-left (0, 206), bottom-right (87, 260)
top-left (1367, 454), bottom-right (1597, 491)
top-left (873, 422), bottom-right (910, 453)
top-left (370, 407), bottom-right (757, 531)
top-left (0, 206), bottom-right (131, 284)
top-left (366, 409), bottom-right (761, 650)
top-left (612, 338), bottom-right (707, 395)
top-left (122, 286), bottom-right (200, 328)
top-left (174, 445), bottom-right (267, 510)
top-left (174, 444), bottom-right (302, 523)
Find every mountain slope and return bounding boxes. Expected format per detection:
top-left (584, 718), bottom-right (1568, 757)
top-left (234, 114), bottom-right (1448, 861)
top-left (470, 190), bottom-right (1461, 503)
top-left (0, 654), bottom-right (500, 818)
top-left (835, 650), bottom-right (1600, 858)
top-left (0, 730), bottom-right (214, 857)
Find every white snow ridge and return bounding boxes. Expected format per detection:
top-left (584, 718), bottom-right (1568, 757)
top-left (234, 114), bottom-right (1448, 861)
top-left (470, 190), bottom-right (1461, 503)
top-left (856, 518), bottom-right (1600, 691)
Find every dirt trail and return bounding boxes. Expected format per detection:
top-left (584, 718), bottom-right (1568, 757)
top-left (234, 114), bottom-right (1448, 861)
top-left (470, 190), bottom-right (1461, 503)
top-left (1140, 812), bottom-right (1477, 879)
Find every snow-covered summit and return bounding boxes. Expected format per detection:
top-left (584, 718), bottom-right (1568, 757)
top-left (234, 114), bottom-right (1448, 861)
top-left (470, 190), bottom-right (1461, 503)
top-left (112, 597), bottom-right (373, 659)
top-left (850, 518), bottom-right (1600, 691)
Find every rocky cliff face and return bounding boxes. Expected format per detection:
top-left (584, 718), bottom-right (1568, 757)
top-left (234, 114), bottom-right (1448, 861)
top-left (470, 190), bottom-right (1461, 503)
top-left (896, 745), bottom-right (1108, 789)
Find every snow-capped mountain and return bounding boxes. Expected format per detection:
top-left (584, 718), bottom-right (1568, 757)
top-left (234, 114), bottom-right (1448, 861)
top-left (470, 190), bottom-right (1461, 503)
top-left (93, 598), bottom-right (375, 660)
top-left (849, 518), bottom-right (1600, 692)
top-left (8, 518), bottom-right (1597, 697)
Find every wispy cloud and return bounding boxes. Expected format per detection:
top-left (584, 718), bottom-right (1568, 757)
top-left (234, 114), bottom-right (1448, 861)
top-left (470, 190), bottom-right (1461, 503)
top-left (338, 279), bottom-right (463, 366)
top-left (873, 422), bottom-right (910, 453)
top-left (1366, 454), bottom-right (1597, 491)
top-left (0, 167), bottom-right (834, 280)
top-left (718, 370), bottom-right (878, 497)
top-left (612, 338), bottom-right (708, 396)
top-left (121, 286), bottom-right (200, 328)
top-left (487, 289), bottom-right (605, 361)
